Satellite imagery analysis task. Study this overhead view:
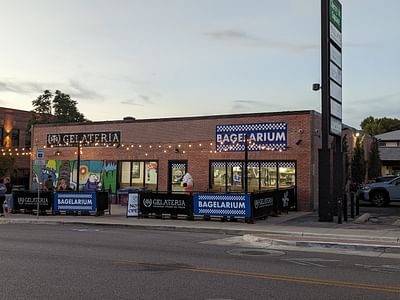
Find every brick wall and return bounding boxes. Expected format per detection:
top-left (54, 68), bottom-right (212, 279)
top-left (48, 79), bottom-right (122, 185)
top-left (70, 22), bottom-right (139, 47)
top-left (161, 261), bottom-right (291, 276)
top-left (33, 111), bottom-right (319, 211)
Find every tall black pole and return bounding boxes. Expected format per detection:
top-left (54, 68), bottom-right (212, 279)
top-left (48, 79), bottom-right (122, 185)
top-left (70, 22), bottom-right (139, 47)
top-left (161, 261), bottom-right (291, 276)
top-left (76, 142), bottom-right (81, 192)
top-left (244, 134), bottom-right (248, 194)
top-left (319, 0), bottom-right (333, 221)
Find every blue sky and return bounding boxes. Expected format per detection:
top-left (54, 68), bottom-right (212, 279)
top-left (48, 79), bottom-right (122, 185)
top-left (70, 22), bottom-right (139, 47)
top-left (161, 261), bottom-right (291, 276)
top-left (0, 0), bottom-right (399, 129)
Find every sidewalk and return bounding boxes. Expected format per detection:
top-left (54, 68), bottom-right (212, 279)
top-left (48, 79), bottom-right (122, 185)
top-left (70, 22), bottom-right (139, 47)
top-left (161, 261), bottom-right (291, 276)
top-left (1, 205), bottom-right (400, 254)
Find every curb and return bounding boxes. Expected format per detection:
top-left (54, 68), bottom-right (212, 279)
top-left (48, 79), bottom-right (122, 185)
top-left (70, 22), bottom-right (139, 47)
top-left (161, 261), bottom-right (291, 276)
top-left (353, 213), bottom-right (371, 224)
top-left (242, 234), bottom-right (400, 253)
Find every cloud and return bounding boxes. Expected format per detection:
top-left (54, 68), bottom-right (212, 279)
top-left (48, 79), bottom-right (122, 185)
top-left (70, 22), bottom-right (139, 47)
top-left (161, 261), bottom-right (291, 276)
top-left (231, 99), bottom-right (284, 112)
top-left (0, 80), bottom-right (43, 94)
top-left (206, 29), bottom-right (318, 53)
top-left (121, 95), bottom-right (154, 106)
top-left (67, 80), bottom-right (103, 101)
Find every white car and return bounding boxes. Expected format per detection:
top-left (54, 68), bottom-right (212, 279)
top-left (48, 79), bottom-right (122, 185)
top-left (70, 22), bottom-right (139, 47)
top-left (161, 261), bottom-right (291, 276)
top-left (357, 176), bottom-right (400, 206)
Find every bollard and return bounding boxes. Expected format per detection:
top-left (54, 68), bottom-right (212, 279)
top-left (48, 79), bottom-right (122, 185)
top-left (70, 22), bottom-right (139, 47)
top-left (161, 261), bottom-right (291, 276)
top-left (343, 193), bottom-right (348, 222)
top-left (337, 197), bottom-right (342, 224)
top-left (355, 193), bottom-right (360, 216)
top-left (350, 192), bottom-right (354, 218)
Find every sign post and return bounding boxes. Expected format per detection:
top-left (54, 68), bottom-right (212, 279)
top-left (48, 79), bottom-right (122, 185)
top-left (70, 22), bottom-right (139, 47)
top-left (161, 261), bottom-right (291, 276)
top-left (319, 0), bottom-right (343, 222)
top-left (36, 149), bottom-right (45, 218)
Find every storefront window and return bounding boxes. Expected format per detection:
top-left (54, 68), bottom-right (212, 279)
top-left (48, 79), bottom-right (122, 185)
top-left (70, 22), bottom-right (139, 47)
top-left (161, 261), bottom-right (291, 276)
top-left (210, 160), bottom-right (295, 193)
top-left (145, 161), bottom-right (158, 191)
top-left (120, 161), bottom-right (131, 188)
top-left (260, 162), bottom-right (277, 190)
top-left (278, 162), bottom-right (296, 188)
top-left (170, 162), bottom-right (187, 192)
top-left (211, 162), bottom-right (226, 192)
top-left (227, 162), bottom-right (243, 192)
top-left (247, 162), bottom-right (259, 192)
top-left (118, 160), bottom-right (158, 191)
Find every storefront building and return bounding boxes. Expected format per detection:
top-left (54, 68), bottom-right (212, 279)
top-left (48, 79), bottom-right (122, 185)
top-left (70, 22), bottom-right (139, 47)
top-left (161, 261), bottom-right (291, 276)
top-left (31, 110), bottom-right (322, 211)
top-left (0, 107), bottom-right (32, 187)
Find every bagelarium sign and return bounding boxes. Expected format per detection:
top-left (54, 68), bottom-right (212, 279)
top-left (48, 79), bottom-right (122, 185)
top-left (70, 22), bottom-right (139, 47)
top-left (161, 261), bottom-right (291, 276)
top-left (47, 131), bottom-right (121, 147)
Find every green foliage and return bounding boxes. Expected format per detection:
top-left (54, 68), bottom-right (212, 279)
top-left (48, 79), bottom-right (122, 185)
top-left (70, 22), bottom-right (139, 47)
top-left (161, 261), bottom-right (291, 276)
top-left (360, 116), bottom-right (400, 135)
top-left (368, 138), bottom-right (382, 180)
top-left (351, 137), bottom-right (366, 184)
top-left (30, 90), bottom-right (88, 126)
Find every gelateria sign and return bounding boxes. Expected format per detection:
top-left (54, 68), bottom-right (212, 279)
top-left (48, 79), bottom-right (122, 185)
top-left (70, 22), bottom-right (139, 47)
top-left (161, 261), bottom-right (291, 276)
top-left (47, 131), bottom-right (121, 147)
top-left (216, 122), bottom-right (287, 152)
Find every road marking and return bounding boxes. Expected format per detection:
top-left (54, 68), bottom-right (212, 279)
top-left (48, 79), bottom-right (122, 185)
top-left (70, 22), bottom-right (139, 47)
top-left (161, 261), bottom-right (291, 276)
top-left (113, 260), bottom-right (400, 294)
top-left (72, 228), bottom-right (101, 232)
top-left (283, 258), bottom-right (340, 268)
top-left (355, 264), bottom-right (400, 273)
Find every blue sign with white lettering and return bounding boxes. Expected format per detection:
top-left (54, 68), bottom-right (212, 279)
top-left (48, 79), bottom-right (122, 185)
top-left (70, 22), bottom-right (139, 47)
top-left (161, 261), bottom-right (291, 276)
top-left (216, 122), bottom-right (287, 152)
top-left (193, 193), bottom-right (251, 217)
top-left (54, 192), bottom-right (97, 212)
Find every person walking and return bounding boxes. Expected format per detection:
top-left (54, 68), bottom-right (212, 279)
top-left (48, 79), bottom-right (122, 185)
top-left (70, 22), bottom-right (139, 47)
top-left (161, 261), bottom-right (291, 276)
top-left (0, 177), bottom-right (7, 216)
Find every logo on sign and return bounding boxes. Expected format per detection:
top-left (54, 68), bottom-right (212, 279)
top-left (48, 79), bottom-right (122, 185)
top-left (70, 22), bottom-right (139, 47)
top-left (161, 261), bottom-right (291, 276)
top-left (143, 198), bottom-right (152, 208)
top-left (282, 191), bottom-right (289, 208)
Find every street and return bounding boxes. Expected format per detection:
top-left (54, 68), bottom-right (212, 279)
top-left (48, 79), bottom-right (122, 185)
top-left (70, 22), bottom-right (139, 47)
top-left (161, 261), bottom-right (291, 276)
top-left (1, 224), bottom-right (400, 300)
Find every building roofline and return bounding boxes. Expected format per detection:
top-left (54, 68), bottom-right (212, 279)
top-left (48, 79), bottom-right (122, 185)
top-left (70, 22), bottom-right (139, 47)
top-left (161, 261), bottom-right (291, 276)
top-left (34, 110), bottom-right (318, 128)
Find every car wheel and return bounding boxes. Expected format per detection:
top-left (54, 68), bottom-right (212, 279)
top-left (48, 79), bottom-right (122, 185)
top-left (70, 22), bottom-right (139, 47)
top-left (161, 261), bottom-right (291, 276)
top-left (371, 191), bottom-right (388, 207)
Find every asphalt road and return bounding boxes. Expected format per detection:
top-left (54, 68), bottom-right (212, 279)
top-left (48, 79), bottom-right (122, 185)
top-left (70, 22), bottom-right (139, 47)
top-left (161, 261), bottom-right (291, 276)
top-left (0, 224), bottom-right (400, 300)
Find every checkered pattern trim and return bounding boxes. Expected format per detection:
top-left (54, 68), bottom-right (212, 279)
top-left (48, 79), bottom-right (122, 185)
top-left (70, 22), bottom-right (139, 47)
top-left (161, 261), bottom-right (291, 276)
top-left (171, 163), bottom-right (186, 169)
top-left (198, 194), bottom-right (246, 201)
top-left (227, 161), bottom-right (242, 168)
top-left (216, 143), bottom-right (287, 152)
top-left (216, 122), bottom-right (287, 132)
top-left (261, 162), bottom-right (277, 168)
top-left (211, 161), bottom-right (225, 168)
top-left (247, 162), bottom-right (259, 168)
top-left (198, 208), bottom-right (246, 215)
top-left (278, 161), bottom-right (296, 168)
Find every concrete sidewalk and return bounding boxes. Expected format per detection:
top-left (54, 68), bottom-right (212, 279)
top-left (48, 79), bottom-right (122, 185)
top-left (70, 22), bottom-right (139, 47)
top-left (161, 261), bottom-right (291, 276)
top-left (1, 204), bottom-right (400, 254)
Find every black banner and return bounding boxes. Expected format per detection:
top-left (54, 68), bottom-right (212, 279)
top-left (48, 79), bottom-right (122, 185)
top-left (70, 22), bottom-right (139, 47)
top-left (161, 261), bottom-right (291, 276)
top-left (140, 192), bottom-right (192, 216)
top-left (251, 190), bottom-right (276, 219)
top-left (12, 191), bottom-right (53, 211)
top-left (276, 188), bottom-right (296, 211)
top-left (96, 192), bottom-right (109, 212)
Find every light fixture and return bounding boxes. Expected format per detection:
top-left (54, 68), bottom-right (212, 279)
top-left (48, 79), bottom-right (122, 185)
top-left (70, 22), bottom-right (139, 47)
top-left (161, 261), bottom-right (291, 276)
top-left (295, 139), bottom-right (303, 145)
top-left (312, 83), bottom-right (321, 91)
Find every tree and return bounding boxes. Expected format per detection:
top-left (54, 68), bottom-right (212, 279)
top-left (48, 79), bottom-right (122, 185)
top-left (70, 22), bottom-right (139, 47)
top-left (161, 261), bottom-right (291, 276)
top-left (52, 90), bottom-right (86, 123)
top-left (30, 90), bottom-right (88, 125)
top-left (360, 116), bottom-right (400, 135)
top-left (342, 134), bottom-right (351, 186)
top-left (368, 138), bottom-right (382, 180)
top-left (351, 137), bottom-right (366, 184)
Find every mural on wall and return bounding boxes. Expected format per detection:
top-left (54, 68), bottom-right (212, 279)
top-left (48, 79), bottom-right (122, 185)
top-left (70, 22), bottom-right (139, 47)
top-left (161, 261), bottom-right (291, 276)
top-left (32, 160), bottom-right (117, 192)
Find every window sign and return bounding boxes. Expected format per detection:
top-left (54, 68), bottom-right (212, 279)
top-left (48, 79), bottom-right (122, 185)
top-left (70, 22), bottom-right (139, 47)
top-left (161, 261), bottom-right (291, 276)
top-left (216, 122), bottom-right (287, 152)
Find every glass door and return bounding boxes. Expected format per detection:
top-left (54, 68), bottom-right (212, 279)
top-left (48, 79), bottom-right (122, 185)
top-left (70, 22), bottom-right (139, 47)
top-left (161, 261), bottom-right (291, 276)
top-left (168, 161), bottom-right (187, 192)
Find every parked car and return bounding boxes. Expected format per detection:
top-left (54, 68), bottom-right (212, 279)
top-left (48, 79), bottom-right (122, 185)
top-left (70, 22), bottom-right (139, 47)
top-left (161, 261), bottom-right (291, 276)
top-left (373, 175), bottom-right (398, 182)
top-left (357, 176), bottom-right (400, 206)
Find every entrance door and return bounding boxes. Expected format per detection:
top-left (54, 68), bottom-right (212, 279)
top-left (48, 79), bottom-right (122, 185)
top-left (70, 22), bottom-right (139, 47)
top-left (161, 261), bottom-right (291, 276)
top-left (168, 161), bottom-right (187, 192)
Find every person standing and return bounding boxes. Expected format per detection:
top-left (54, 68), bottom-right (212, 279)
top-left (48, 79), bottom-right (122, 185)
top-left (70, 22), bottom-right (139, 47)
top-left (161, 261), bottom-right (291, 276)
top-left (0, 177), bottom-right (7, 216)
top-left (182, 172), bottom-right (194, 193)
top-left (44, 175), bottom-right (54, 192)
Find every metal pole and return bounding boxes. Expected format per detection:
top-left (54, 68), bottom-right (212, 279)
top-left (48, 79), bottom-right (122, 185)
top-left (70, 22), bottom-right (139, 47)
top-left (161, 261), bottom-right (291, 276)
top-left (37, 179), bottom-right (40, 219)
top-left (76, 142), bottom-right (81, 192)
top-left (244, 134), bottom-right (248, 194)
top-left (319, 0), bottom-right (333, 222)
top-left (350, 192), bottom-right (355, 218)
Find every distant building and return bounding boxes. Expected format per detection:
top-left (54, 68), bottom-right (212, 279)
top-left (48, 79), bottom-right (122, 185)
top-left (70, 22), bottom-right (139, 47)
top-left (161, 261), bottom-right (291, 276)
top-left (376, 130), bottom-right (400, 176)
top-left (0, 107), bottom-right (32, 187)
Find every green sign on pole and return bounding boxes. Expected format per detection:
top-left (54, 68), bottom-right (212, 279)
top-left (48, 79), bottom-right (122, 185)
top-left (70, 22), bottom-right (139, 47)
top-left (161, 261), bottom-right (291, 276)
top-left (329, 0), bottom-right (342, 32)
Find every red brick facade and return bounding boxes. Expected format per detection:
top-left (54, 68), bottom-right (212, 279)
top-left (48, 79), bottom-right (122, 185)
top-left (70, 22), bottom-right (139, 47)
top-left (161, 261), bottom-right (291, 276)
top-left (32, 110), bottom-right (322, 211)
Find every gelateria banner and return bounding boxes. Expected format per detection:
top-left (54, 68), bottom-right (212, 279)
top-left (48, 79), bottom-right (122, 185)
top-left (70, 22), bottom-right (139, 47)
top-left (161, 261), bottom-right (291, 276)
top-left (47, 131), bottom-right (121, 147)
top-left (216, 122), bottom-right (287, 152)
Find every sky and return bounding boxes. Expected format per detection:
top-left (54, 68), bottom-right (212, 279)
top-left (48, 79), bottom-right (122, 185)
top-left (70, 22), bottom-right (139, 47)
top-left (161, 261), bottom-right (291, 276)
top-left (0, 0), bottom-right (399, 129)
